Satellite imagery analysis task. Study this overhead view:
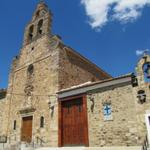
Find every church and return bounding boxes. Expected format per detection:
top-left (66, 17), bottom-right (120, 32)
top-left (0, 1), bottom-right (150, 150)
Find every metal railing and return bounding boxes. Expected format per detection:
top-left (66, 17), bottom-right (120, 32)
top-left (0, 136), bottom-right (7, 150)
top-left (0, 135), bottom-right (47, 150)
top-left (36, 136), bottom-right (45, 147)
top-left (142, 135), bottom-right (149, 150)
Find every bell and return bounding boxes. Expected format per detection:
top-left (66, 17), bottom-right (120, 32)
top-left (145, 64), bottom-right (150, 78)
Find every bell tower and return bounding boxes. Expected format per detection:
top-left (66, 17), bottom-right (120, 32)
top-left (23, 1), bottom-right (52, 46)
top-left (136, 53), bottom-right (150, 86)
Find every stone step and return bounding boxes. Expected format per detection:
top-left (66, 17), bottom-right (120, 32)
top-left (36, 148), bottom-right (85, 150)
top-left (0, 145), bottom-right (144, 150)
top-left (0, 143), bottom-right (10, 150)
top-left (36, 146), bottom-right (142, 150)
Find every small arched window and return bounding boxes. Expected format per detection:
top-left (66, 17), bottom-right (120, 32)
top-left (27, 64), bottom-right (34, 76)
top-left (40, 116), bottom-right (44, 128)
top-left (28, 25), bottom-right (34, 41)
top-left (13, 120), bottom-right (16, 130)
top-left (37, 19), bottom-right (43, 35)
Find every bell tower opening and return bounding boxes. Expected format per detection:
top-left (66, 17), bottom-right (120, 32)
top-left (135, 52), bottom-right (150, 92)
top-left (143, 62), bottom-right (150, 82)
top-left (28, 25), bottom-right (34, 41)
top-left (37, 19), bottom-right (43, 35)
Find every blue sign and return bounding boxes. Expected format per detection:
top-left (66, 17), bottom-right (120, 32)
top-left (104, 104), bottom-right (111, 116)
top-left (103, 104), bottom-right (112, 121)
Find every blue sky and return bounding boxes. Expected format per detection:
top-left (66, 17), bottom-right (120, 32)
top-left (0, 0), bottom-right (150, 88)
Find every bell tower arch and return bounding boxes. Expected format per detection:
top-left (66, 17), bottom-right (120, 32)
top-left (136, 53), bottom-right (150, 86)
top-left (23, 1), bottom-right (52, 46)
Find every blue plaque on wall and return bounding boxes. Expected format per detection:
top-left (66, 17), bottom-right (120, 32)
top-left (103, 104), bottom-right (113, 121)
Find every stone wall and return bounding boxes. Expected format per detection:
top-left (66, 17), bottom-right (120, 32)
top-left (58, 46), bottom-right (111, 90)
top-left (0, 89), bottom-right (8, 137)
top-left (87, 83), bottom-right (145, 147)
top-left (0, 98), bottom-right (7, 136)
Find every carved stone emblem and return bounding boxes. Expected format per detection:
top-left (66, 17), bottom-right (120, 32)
top-left (19, 107), bottom-right (36, 114)
top-left (24, 85), bottom-right (34, 96)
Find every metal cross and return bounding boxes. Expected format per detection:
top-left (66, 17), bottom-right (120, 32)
top-left (39, 0), bottom-right (45, 3)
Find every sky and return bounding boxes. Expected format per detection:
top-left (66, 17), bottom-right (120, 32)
top-left (0, 0), bottom-right (150, 88)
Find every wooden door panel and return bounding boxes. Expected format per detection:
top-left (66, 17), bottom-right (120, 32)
top-left (62, 98), bottom-right (86, 146)
top-left (21, 116), bottom-right (33, 143)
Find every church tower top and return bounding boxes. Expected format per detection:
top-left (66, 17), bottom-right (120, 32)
top-left (23, 1), bottom-right (52, 46)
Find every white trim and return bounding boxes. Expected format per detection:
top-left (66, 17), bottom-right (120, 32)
top-left (58, 76), bottom-right (131, 99)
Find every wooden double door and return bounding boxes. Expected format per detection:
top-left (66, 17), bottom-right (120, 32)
top-left (21, 116), bottom-right (33, 143)
top-left (59, 96), bottom-right (89, 147)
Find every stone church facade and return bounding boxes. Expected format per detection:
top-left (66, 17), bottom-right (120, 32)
top-left (0, 1), bottom-right (150, 149)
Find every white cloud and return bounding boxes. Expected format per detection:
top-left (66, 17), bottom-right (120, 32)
top-left (81, 0), bottom-right (150, 30)
top-left (80, 0), bottom-right (115, 29)
top-left (136, 49), bottom-right (149, 56)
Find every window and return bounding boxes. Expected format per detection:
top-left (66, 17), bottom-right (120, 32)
top-left (13, 120), bottom-right (16, 130)
top-left (40, 116), bottom-right (44, 128)
top-left (28, 25), bottom-right (34, 40)
top-left (27, 64), bottom-right (34, 75)
top-left (37, 19), bottom-right (43, 35)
